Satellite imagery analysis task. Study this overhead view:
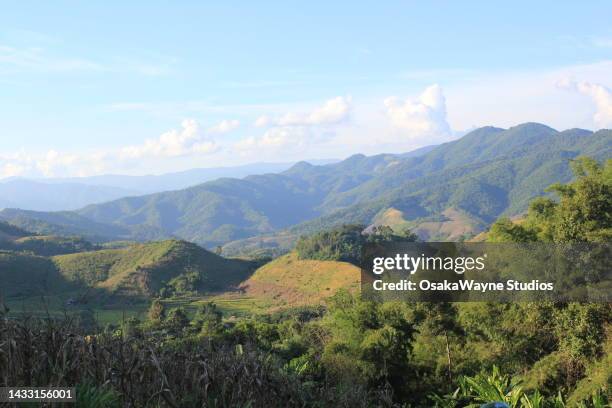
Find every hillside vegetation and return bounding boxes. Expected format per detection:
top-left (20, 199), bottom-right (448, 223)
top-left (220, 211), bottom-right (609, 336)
top-left (223, 252), bottom-right (361, 310)
top-left (54, 240), bottom-right (256, 297)
top-left (2, 235), bottom-right (96, 256)
top-left (0, 221), bottom-right (98, 256)
top-left (0, 239), bottom-right (256, 300)
top-left (0, 251), bottom-right (75, 297)
top-left (487, 157), bottom-right (611, 243)
top-left (0, 208), bottom-right (135, 242)
top-left (0, 221), bottom-right (30, 241)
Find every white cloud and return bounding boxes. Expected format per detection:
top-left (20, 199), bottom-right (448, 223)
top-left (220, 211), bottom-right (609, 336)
top-left (279, 96), bottom-right (351, 126)
top-left (254, 115), bottom-right (271, 127)
top-left (234, 127), bottom-right (313, 152)
top-left (1, 162), bottom-right (27, 178)
top-left (557, 79), bottom-right (612, 128)
top-left (36, 150), bottom-right (80, 177)
top-left (0, 149), bottom-right (99, 178)
top-left (384, 84), bottom-right (452, 140)
top-left (5, 60), bottom-right (612, 179)
top-left (207, 119), bottom-right (240, 134)
top-left (236, 97), bottom-right (351, 156)
top-left (0, 119), bottom-right (223, 179)
top-left (121, 119), bottom-right (218, 159)
top-left (257, 96), bottom-right (352, 128)
top-left (444, 61), bottom-right (612, 131)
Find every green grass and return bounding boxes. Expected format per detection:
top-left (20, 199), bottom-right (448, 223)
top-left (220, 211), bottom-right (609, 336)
top-left (5, 294), bottom-right (149, 326)
top-left (196, 296), bottom-right (273, 316)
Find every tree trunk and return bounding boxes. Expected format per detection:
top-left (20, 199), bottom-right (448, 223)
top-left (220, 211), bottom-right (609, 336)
top-left (444, 330), bottom-right (453, 383)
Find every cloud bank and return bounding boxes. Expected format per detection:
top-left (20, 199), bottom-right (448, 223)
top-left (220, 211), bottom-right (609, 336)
top-left (254, 96), bottom-right (352, 128)
top-left (207, 119), bottom-right (240, 134)
top-left (238, 96), bottom-right (352, 154)
top-left (120, 119), bottom-right (218, 159)
top-left (0, 120), bottom-right (219, 178)
top-left (2, 64), bottom-right (612, 180)
top-left (557, 79), bottom-right (612, 128)
top-left (384, 84), bottom-right (451, 140)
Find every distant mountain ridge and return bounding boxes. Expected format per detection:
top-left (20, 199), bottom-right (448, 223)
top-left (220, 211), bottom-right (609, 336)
top-left (0, 160), bottom-right (338, 212)
top-left (0, 180), bottom-right (137, 211)
top-left (41, 159), bottom-right (338, 193)
top-left (1, 123), bottom-right (610, 249)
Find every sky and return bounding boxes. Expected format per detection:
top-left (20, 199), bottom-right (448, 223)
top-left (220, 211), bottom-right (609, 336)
top-left (1, 1), bottom-right (611, 179)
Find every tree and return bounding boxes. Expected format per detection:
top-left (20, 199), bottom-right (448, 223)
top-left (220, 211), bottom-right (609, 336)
top-left (414, 303), bottom-right (462, 382)
top-left (194, 302), bottom-right (223, 336)
top-left (487, 218), bottom-right (536, 243)
top-left (122, 317), bottom-right (142, 339)
top-left (544, 157), bottom-right (611, 242)
top-left (148, 299), bottom-right (166, 324)
top-left (165, 307), bottom-right (190, 334)
top-left (488, 157), bottom-right (611, 243)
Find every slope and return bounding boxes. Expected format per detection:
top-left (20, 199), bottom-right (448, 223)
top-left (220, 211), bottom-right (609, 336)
top-left (53, 240), bottom-right (257, 298)
top-left (72, 153), bottom-right (402, 246)
top-left (291, 126), bottom-right (612, 237)
top-left (214, 252), bottom-right (361, 311)
top-left (0, 221), bottom-right (31, 241)
top-left (0, 208), bottom-right (165, 243)
top-left (0, 250), bottom-right (76, 297)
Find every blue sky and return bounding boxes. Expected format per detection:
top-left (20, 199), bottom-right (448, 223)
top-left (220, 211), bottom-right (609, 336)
top-left (1, 1), bottom-right (611, 178)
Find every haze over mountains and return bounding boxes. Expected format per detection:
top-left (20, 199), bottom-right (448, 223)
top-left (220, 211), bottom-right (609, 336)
top-left (0, 160), bottom-right (336, 211)
top-left (1, 123), bottom-right (610, 251)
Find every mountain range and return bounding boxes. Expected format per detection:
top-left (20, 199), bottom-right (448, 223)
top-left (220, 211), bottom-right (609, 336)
top-left (0, 160), bottom-right (337, 211)
top-left (1, 123), bottom-right (610, 251)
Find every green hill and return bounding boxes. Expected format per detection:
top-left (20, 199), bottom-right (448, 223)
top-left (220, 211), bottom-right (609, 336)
top-left (212, 252), bottom-right (361, 311)
top-left (0, 251), bottom-right (75, 297)
top-left (0, 221), bottom-right (31, 241)
top-left (53, 240), bottom-right (257, 298)
top-left (0, 208), bottom-right (133, 242)
top-left (1, 239), bottom-right (257, 300)
top-left (0, 221), bottom-right (99, 256)
top-left (1, 124), bottom-right (610, 247)
top-left (1, 235), bottom-right (96, 256)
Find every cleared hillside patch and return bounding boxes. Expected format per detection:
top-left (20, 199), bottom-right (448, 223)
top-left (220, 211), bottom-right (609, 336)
top-left (230, 252), bottom-right (361, 311)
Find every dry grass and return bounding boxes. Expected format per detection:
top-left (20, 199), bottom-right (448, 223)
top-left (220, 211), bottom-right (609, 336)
top-left (232, 252), bottom-right (361, 311)
top-left (413, 207), bottom-right (480, 241)
top-left (0, 313), bottom-right (376, 407)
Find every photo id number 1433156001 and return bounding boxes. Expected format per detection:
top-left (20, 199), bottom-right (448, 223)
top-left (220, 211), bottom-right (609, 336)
top-left (0, 387), bottom-right (76, 403)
